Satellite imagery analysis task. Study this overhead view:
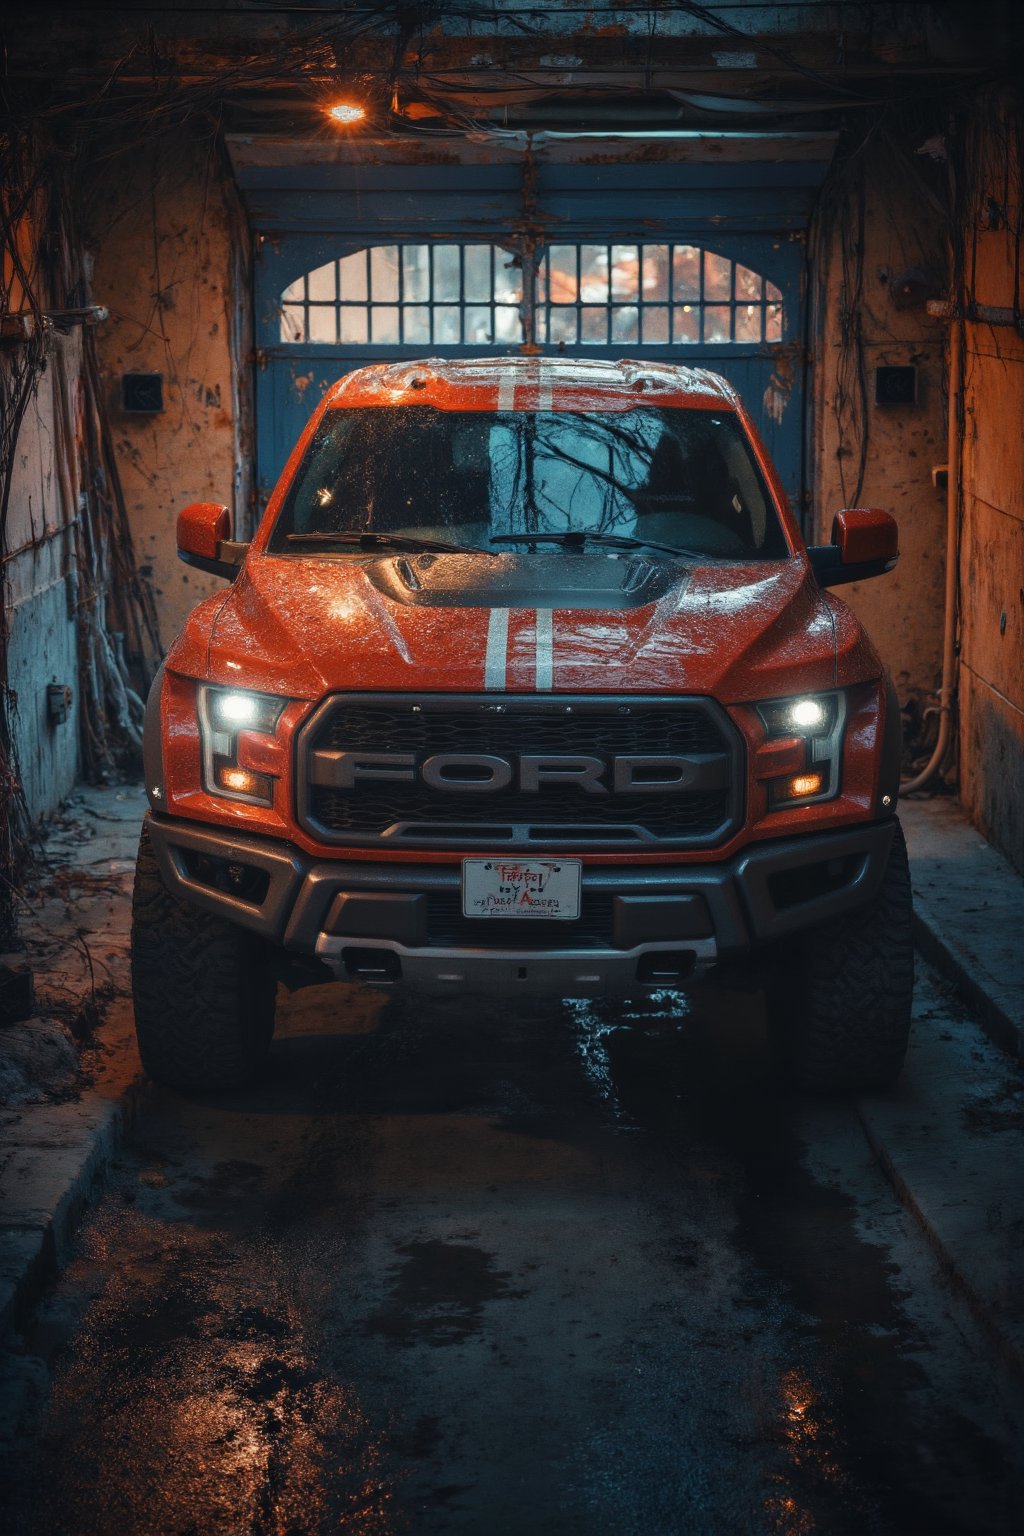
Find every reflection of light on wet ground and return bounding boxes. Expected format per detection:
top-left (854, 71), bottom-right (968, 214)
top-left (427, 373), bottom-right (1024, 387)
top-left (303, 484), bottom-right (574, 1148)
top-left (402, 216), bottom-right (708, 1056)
top-left (27, 1205), bottom-right (400, 1536)
top-left (563, 990), bottom-right (690, 1123)
top-left (762, 1368), bottom-right (847, 1535)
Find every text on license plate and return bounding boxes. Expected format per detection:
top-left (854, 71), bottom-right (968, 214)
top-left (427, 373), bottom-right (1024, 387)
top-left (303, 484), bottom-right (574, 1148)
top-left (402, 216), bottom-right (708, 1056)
top-left (462, 858), bottom-right (582, 920)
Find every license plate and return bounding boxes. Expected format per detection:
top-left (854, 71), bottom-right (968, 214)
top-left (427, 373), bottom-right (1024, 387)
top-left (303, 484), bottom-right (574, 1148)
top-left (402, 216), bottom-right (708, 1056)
top-left (462, 858), bottom-right (582, 920)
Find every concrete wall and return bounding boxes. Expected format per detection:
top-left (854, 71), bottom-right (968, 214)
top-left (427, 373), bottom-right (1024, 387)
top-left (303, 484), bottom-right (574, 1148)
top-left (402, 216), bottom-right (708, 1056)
top-left (89, 134), bottom-right (252, 649)
top-left (957, 154), bottom-right (1024, 871)
top-left (810, 140), bottom-right (949, 728)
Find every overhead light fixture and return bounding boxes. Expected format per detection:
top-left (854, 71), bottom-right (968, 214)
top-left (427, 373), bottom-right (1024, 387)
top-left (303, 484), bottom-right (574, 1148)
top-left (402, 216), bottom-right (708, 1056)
top-left (328, 102), bottom-right (366, 126)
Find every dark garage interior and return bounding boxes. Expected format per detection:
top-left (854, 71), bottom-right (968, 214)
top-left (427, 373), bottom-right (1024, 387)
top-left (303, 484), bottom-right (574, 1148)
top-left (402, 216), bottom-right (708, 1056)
top-left (1, 4), bottom-right (1023, 1532)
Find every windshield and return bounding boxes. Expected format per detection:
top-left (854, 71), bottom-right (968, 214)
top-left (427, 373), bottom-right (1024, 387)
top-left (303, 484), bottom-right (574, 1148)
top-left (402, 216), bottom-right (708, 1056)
top-left (270, 406), bottom-right (789, 560)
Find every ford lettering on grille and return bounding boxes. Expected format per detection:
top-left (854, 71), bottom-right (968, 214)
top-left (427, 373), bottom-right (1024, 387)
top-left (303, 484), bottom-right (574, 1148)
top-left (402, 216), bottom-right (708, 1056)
top-left (296, 694), bottom-right (743, 850)
top-left (310, 751), bottom-right (728, 795)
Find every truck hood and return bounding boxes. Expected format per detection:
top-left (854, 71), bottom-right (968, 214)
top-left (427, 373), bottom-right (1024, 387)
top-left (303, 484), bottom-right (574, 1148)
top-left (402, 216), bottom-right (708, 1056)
top-left (203, 550), bottom-right (844, 703)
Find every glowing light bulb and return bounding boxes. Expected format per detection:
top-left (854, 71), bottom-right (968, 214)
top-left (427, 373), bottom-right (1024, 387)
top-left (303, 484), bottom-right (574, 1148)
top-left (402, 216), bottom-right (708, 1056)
top-left (217, 692), bottom-right (258, 725)
top-left (328, 102), bottom-right (366, 125)
top-left (789, 698), bottom-right (826, 730)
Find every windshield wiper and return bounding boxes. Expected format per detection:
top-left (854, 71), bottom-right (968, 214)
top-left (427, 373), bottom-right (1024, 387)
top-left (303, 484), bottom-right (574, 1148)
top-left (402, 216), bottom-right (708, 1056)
top-left (490, 531), bottom-right (713, 561)
top-left (286, 531), bottom-right (498, 558)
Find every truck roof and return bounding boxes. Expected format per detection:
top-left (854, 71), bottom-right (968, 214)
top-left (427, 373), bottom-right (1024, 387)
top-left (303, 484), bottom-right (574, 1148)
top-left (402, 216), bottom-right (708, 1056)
top-left (322, 356), bottom-right (741, 413)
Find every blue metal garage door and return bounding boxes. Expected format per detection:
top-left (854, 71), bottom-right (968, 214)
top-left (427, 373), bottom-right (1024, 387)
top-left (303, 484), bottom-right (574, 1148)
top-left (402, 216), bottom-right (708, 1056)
top-left (236, 146), bottom-right (829, 522)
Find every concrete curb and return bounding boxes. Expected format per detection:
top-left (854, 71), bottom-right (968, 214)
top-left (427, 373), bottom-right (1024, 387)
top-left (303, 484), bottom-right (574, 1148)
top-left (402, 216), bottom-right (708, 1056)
top-left (911, 909), bottom-right (1022, 1062)
top-left (0, 1003), bottom-right (144, 1344)
top-left (856, 1098), bottom-right (1024, 1383)
top-left (899, 798), bottom-right (1023, 1062)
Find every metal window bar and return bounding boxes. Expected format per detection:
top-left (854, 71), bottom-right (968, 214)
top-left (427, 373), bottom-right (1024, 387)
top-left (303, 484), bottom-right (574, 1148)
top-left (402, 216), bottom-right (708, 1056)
top-left (535, 243), bottom-right (783, 348)
top-left (283, 242), bottom-right (785, 348)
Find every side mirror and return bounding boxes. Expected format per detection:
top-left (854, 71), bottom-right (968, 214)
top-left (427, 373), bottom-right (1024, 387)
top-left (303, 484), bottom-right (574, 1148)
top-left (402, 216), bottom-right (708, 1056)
top-left (807, 508), bottom-right (899, 588)
top-left (176, 502), bottom-right (248, 581)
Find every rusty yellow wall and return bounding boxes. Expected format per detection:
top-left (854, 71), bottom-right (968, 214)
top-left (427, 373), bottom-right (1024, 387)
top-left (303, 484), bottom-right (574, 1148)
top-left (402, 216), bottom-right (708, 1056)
top-left (958, 218), bottom-right (1024, 871)
top-left (89, 135), bottom-right (251, 647)
top-left (811, 143), bottom-right (948, 729)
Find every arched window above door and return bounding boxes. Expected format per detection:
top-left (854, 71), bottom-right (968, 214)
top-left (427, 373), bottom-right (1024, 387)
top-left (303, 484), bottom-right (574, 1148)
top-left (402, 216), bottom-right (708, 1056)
top-left (279, 240), bottom-right (784, 350)
top-left (280, 243), bottom-right (524, 346)
top-left (536, 243), bottom-right (784, 346)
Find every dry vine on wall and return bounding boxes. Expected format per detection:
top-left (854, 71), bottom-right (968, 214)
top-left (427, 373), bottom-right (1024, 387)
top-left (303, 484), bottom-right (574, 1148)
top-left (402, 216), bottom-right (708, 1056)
top-left (0, 130), bottom-right (161, 943)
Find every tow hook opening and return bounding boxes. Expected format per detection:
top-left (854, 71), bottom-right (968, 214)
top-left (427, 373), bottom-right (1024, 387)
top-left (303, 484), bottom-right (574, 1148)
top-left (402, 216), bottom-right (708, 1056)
top-left (635, 950), bottom-right (696, 984)
top-left (341, 946), bottom-right (402, 981)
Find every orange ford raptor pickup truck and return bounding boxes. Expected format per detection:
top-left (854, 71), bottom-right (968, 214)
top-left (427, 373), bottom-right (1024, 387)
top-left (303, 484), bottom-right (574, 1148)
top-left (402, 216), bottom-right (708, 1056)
top-left (133, 357), bottom-right (911, 1093)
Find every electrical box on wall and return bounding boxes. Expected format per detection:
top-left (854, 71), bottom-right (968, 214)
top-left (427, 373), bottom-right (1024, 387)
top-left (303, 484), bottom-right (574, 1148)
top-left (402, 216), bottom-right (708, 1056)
top-left (874, 366), bottom-right (917, 406)
top-left (122, 372), bottom-right (164, 413)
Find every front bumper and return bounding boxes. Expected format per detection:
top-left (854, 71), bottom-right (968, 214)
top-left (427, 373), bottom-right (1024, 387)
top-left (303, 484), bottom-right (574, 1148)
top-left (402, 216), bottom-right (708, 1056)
top-left (144, 814), bottom-right (897, 996)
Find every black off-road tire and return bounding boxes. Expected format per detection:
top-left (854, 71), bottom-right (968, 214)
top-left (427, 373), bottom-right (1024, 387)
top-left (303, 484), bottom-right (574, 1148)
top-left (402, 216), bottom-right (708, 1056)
top-left (767, 820), bottom-right (914, 1093)
top-left (131, 821), bottom-right (276, 1092)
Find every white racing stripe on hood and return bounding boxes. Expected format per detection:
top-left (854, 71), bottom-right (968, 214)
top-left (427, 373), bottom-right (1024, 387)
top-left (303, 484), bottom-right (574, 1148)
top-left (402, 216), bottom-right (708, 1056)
top-left (497, 369), bottom-right (516, 412)
top-left (484, 606), bottom-right (510, 689)
top-left (535, 609), bottom-right (553, 690)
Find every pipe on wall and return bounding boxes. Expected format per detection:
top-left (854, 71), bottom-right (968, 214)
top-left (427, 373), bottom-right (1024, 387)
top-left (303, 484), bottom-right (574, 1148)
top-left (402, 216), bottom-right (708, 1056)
top-left (901, 315), bottom-right (961, 795)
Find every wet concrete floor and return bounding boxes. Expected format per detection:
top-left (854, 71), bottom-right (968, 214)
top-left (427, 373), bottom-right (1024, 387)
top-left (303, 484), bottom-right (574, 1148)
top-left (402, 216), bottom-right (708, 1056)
top-left (6, 974), bottom-right (1024, 1535)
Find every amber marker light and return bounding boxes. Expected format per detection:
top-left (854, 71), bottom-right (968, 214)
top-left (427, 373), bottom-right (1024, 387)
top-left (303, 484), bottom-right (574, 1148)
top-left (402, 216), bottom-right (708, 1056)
top-left (216, 766), bottom-right (272, 799)
top-left (785, 773), bottom-right (824, 800)
top-left (328, 101), bottom-right (366, 125)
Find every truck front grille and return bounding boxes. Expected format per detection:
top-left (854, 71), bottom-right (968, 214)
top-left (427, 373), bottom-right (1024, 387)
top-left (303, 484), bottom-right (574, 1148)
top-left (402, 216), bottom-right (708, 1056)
top-left (296, 693), bottom-right (743, 851)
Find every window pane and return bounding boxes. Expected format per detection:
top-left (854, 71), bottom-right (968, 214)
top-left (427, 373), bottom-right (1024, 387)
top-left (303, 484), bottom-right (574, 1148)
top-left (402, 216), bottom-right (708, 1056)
top-left (464, 246), bottom-right (491, 303)
top-left (733, 304), bottom-right (762, 343)
top-left (371, 305), bottom-right (399, 343)
top-left (703, 305), bottom-right (731, 342)
top-left (308, 306), bottom-right (336, 343)
top-left (643, 305), bottom-right (669, 343)
top-left (338, 250), bottom-right (368, 303)
top-left (369, 246), bottom-right (399, 303)
top-left (579, 245), bottom-right (608, 304)
top-left (766, 280), bottom-right (783, 305)
top-left (535, 309), bottom-right (549, 343)
top-left (673, 246), bottom-right (701, 300)
top-left (494, 305), bottom-right (522, 342)
top-left (734, 263), bottom-right (763, 303)
top-left (611, 305), bottom-right (639, 343)
top-left (493, 253), bottom-right (522, 302)
top-left (548, 307), bottom-right (578, 344)
top-left (307, 262), bottom-right (335, 303)
top-left (610, 246), bottom-right (639, 301)
top-left (281, 303), bottom-right (305, 342)
top-left (339, 307), bottom-right (368, 344)
top-left (403, 305), bottom-right (430, 344)
top-left (766, 302), bottom-right (783, 342)
top-left (434, 304), bottom-right (461, 343)
top-left (673, 306), bottom-right (699, 343)
top-left (433, 245), bottom-right (461, 302)
top-left (581, 305), bottom-right (607, 343)
top-left (704, 251), bottom-right (732, 301)
top-left (548, 247), bottom-right (578, 302)
top-left (465, 305), bottom-right (493, 343)
top-left (642, 246), bottom-right (669, 301)
top-left (282, 276), bottom-right (304, 304)
top-left (402, 246), bottom-right (429, 302)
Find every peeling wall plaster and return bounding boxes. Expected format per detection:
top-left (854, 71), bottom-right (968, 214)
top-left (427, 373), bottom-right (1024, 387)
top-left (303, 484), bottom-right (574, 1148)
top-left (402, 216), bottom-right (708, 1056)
top-left (90, 136), bottom-right (252, 646)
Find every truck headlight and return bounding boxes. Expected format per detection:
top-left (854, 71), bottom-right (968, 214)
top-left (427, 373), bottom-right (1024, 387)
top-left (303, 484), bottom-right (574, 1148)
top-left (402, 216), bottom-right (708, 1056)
top-left (756, 690), bottom-right (846, 805)
top-left (198, 686), bottom-right (286, 805)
